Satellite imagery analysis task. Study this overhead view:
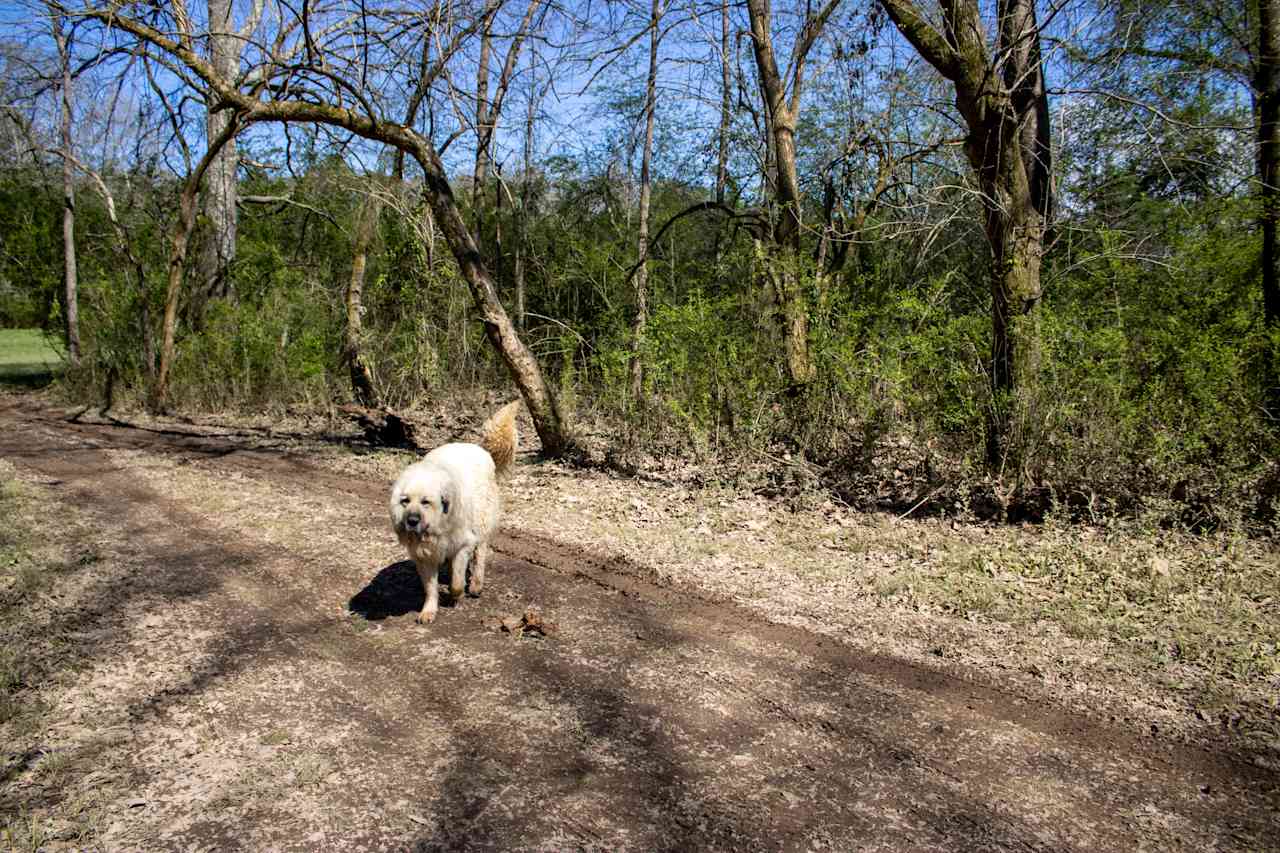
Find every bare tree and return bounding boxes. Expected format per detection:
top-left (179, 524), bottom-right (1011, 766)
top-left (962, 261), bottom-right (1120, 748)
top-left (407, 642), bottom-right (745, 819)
top-left (197, 0), bottom-right (264, 306)
top-left (76, 0), bottom-right (575, 455)
top-left (878, 0), bottom-right (1054, 476)
top-left (346, 182), bottom-right (385, 408)
top-left (630, 0), bottom-right (662, 401)
top-left (50, 10), bottom-right (80, 365)
top-left (744, 0), bottom-right (842, 387)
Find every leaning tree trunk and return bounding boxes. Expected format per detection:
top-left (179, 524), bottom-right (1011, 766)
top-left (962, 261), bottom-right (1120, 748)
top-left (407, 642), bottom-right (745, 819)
top-left (423, 153), bottom-right (574, 456)
top-left (346, 190), bottom-right (384, 408)
top-left (1259, 0), bottom-right (1280, 421)
top-left (52, 15), bottom-right (80, 366)
top-left (152, 117), bottom-right (242, 412)
top-left (78, 7), bottom-right (576, 457)
top-left (153, 184), bottom-right (200, 411)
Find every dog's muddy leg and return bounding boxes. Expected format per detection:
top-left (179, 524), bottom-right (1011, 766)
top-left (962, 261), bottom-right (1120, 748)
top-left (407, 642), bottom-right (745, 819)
top-left (468, 544), bottom-right (487, 597)
top-left (449, 547), bottom-right (472, 602)
top-left (415, 560), bottom-right (439, 623)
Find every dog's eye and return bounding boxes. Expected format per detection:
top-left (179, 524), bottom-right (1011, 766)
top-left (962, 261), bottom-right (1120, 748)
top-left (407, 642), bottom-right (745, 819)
top-left (399, 496), bottom-right (410, 506)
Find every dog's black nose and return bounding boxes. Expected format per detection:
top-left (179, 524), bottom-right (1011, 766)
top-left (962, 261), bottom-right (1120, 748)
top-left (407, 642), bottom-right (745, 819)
top-left (405, 512), bottom-right (421, 527)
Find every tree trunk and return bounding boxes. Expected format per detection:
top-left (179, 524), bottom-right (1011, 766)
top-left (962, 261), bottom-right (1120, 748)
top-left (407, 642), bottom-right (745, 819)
top-left (630, 0), bottom-right (661, 402)
top-left (745, 0), bottom-right (817, 386)
top-left (199, 0), bottom-right (239, 305)
top-left (474, 6), bottom-right (496, 194)
top-left (1259, 0), bottom-right (1280, 420)
top-left (421, 149), bottom-right (574, 456)
top-left (53, 15), bottom-right (80, 366)
top-left (153, 117), bottom-right (242, 412)
top-left (879, 0), bottom-right (1052, 477)
top-left (153, 185), bottom-right (200, 411)
top-left (982, 184), bottom-right (1045, 474)
top-left (716, 0), bottom-right (731, 205)
top-left (515, 70), bottom-right (537, 332)
top-left (346, 189), bottom-right (383, 408)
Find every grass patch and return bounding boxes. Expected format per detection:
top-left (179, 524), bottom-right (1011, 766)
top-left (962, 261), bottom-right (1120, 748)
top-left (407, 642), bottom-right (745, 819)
top-left (0, 811), bottom-right (51, 853)
top-left (895, 529), bottom-right (1280, 730)
top-left (0, 328), bottom-right (64, 388)
top-left (261, 729), bottom-right (292, 746)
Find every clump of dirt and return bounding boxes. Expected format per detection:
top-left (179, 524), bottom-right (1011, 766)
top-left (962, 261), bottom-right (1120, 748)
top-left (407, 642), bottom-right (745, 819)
top-left (495, 608), bottom-right (557, 638)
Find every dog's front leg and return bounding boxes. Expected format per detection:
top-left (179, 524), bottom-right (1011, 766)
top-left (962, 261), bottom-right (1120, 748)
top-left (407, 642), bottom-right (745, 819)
top-left (448, 546), bottom-right (473, 602)
top-left (468, 543), bottom-right (488, 597)
top-left (415, 559), bottom-right (439, 623)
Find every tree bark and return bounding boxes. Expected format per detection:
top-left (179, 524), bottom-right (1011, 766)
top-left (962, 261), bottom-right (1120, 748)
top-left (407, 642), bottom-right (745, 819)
top-left (514, 59), bottom-right (539, 332)
top-left (153, 116), bottom-right (243, 412)
top-left (716, 0), bottom-right (731, 205)
top-left (630, 0), bottom-right (661, 401)
top-left (473, 5), bottom-right (496, 193)
top-left (198, 0), bottom-right (241, 305)
top-left (879, 0), bottom-right (1052, 477)
top-left (1259, 0), bottom-right (1280, 420)
top-left (744, 0), bottom-right (837, 386)
top-left (346, 188), bottom-right (384, 408)
top-left (52, 14), bottom-right (80, 366)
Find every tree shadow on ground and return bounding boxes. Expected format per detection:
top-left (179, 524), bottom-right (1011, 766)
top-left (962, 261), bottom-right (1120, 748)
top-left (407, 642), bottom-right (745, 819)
top-left (403, 585), bottom-right (1062, 852)
top-left (397, 546), bottom-right (1280, 852)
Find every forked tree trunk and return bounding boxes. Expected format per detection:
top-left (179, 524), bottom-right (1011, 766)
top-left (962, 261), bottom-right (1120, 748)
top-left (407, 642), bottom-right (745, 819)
top-left (152, 118), bottom-right (242, 412)
top-left (880, 0), bottom-right (1052, 477)
top-left (744, 0), bottom-right (837, 387)
top-left (153, 185), bottom-right (200, 411)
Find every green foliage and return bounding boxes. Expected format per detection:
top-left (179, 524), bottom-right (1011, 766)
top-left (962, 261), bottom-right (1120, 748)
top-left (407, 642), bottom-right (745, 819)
top-left (166, 278), bottom-right (339, 410)
top-left (0, 169), bottom-right (61, 327)
top-left (0, 123), bottom-right (1272, 531)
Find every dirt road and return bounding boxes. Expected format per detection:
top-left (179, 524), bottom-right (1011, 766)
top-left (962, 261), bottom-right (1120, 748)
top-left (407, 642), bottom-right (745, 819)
top-left (0, 394), bottom-right (1276, 851)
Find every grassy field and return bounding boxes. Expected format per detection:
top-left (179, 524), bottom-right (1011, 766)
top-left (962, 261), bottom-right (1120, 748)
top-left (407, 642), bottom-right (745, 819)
top-left (0, 329), bottom-right (64, 387)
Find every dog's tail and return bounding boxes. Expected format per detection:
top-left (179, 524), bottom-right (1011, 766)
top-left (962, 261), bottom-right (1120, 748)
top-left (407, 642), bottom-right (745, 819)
top-left (480, 399), bottom-right (520, 475)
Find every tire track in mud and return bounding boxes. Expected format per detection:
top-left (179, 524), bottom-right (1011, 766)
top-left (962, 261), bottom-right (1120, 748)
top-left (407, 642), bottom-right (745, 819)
top-left (2, 394), bottom-right (1278, 851)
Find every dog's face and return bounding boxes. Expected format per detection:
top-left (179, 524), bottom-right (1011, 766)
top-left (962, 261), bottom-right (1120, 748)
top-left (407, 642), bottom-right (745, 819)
top-left (390, 466), bottom-right (455, 539)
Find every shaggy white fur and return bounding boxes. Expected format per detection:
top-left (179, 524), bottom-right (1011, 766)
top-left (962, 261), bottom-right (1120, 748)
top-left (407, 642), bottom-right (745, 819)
top-left (389, 401), bottom-right (519, 623)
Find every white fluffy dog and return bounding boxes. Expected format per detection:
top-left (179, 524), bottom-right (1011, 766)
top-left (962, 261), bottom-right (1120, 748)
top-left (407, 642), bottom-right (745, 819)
top-left (390, 401), bottom-right (519, 623)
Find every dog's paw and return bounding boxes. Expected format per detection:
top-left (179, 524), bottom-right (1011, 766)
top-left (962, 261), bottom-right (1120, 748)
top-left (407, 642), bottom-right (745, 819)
top-left (416, 609), bottom-right (437, 625)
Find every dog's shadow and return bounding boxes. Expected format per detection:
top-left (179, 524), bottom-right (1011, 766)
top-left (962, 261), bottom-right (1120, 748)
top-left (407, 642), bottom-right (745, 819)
top-left (348, 561), bottom-right (462, 620)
